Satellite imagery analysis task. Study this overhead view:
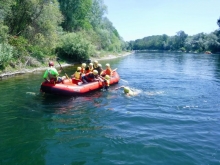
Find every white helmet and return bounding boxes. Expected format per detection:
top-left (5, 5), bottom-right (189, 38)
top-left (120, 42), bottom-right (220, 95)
top-left (93, 70), bottom-right (98, 75)
top-left (82, 63), bottom-right (86, 67)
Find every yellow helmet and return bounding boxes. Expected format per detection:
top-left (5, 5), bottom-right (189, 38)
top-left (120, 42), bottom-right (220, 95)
top-left (124, 87), bottom-right (130, 93)
top-left (106, 63), bottom-right (110, 67)
top-left (93, 70), bottom-right (98, 75)
top-left (82, 63), bottom-right (86, 67)
top-left (77, 67), bottom-right (82, 71)
top-left (105, 75), bottom-right (110, 80)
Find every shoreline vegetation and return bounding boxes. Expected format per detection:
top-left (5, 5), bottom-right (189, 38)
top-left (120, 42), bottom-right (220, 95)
top-left (0, 51), bottom-right (133, 80)
top-left (0, 1), bottom-right (130, 79)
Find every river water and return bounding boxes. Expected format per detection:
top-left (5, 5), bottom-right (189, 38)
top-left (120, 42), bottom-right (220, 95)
top-left (0, 52), bottom-right (220, 165)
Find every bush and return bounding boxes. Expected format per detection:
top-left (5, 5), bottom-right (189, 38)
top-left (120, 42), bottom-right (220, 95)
top-left (8, 36), bottom-right (29, 58)
top-left (180, 47), bottom-right (186, 52)
top-left (0, 43), bottom-right (13, 68)
top-left (56, 32), bottom-right (95, 62)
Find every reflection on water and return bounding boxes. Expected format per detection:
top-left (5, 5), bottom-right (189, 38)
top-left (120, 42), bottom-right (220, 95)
top-left (1, 52), bottom-right (220, 164)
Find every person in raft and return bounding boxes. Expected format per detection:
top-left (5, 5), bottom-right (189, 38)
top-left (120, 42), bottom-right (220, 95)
top-left (103, 75), bottom-right (110, 90)
top-left (115, 86), bottom-right (135, 96)
top-left (71, 67), bottom-right (82, 84)
top-left (93, 60), bottom-right (99, 70)
top-left (104, 63), bottom-right (113, 76)
top-left (97, 64), bottom-right (103, 76)
top-left (43, 61), bottom-right (66, 83)
top-left (81, 70), bottom-right (100, 83)
top-left (87, 63), bottom-right (94, 73)
top-left (81, 63), bottom-right (86, 74)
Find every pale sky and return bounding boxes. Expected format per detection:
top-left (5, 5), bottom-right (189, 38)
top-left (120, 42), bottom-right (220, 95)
top-left (104, 0), bottom-right (220, 41)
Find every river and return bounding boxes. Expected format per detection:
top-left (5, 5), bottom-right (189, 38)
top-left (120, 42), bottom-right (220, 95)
top-left (0, 52), bottom-right (220, 165)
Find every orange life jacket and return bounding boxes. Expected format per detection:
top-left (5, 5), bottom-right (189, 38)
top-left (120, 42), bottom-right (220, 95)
top-left (81, 68), bottom-right (85, 74)
top-left (105, 68), bottom-right (112, 76)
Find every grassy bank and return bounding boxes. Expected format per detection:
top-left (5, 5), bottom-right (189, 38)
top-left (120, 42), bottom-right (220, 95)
top-left (0, 51), bottom-right (132, 80)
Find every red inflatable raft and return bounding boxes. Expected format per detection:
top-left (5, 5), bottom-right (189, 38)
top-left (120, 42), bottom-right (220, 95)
top-left (40, 71), bottom-right (120, 95)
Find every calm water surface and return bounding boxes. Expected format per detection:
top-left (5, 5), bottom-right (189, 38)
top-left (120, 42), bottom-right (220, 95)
top-left (1, 52), bottom-right (220, 165)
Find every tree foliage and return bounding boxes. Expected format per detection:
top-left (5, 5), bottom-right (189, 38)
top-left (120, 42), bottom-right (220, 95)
top-left (58, 0), bottom-right (93, 31)
top-left (0, 0), bottom-right (125, 69)
top-left (131, 29), bottom-right (220, 53)
top-left (56, 32), bottom-right (95, 61)
top-left (217, 17), bottom-right (220, 28)
top-left (0, 43), bottom-right (13, 68)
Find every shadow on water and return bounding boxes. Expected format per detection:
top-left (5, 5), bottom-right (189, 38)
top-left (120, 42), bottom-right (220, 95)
top-left (39, 89), bottom-right (115, 114)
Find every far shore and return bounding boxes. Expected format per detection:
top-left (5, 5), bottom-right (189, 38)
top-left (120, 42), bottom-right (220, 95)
top-left (0, 51), bottom-right (133, 80)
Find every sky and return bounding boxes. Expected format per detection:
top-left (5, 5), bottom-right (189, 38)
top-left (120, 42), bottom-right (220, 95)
top-left (104, 0), bottom-right (220, 41)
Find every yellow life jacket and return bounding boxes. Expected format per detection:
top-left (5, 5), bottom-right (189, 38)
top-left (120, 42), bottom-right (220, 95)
top-left (74, 71), bottom-right (81, 80)
top-left (89, 67), bottom-right (93, 72)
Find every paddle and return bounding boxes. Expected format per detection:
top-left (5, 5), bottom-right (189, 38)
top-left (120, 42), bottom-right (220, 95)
top-left (56, 58), bottom-right (70, 80)
top-left (120, 78), bottom-right (129, 84)
top-left (112, 68), bottom-right (117, 72)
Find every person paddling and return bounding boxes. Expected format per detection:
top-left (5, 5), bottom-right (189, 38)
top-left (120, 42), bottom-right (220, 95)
top-left (43, 61), bottom-right (66, 83)
top-left (102, 75), bottom-right (110, 90)
top-left (71, 67), bottom-right (82, 85)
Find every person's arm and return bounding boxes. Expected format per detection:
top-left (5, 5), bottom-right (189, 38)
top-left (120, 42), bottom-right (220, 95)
top-left (53, 68), bottom-right (59, 76)
top-left (43, 70), bottom-right (50, 82)
top-left (115, 86), bottom-right (124, 90)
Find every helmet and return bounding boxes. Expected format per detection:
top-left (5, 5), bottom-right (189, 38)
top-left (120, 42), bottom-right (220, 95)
top-left (94, 60), bottom-right (98, 64)
top-left (105, 75), bottom-right (110, 80)
top-left (89, 63), bottom-right (93, 66)
top-left (124, 87), bottom-right (130, 93)
top-left (77, 67), bottom-right (82, 71)
top-left (106, 63), bottom-right (110, 67)
top-left (49, 61), bottom-right (54, 66)
top-left (93, 70), bottom-right (98, 75)
top-left (98, 64), bottom-right (102, 67)
top-left (82, 63), bottom-right (86, 67)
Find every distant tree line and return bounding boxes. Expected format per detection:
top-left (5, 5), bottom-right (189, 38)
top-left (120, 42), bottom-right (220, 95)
top-left (128, 18), bottom-right (220, 54)
top-left (0, 0), bottom-right (126, 70)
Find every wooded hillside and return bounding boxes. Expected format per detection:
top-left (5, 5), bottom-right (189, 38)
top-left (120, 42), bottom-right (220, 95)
top-left (0, 0), bottom-right (126, 70)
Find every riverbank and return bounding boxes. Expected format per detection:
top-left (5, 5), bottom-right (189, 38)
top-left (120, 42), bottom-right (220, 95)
top-left (0, 51), bottom-right (133, 80)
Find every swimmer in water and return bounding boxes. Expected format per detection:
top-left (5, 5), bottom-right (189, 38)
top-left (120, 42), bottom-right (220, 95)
top-left (115, 86), bottom-right (135, 96)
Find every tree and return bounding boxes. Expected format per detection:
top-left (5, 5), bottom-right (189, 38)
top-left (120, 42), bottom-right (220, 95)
top-left (0, 0), bottom-right (14, 43)
top-left (88, 0), bottom-right (107, 29)
top-left (5, 0), bottom-right (47, 36)
top-left (58, 0), bottom-right (92, 31)
top-left (217, 17), bottom-right (220, 28)
top-left (2, 0), bottom-right (63, 60)
top-left (206, 33), bottom-right (220, 53)
top-left (174, 31), bottom-right (188, 50)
